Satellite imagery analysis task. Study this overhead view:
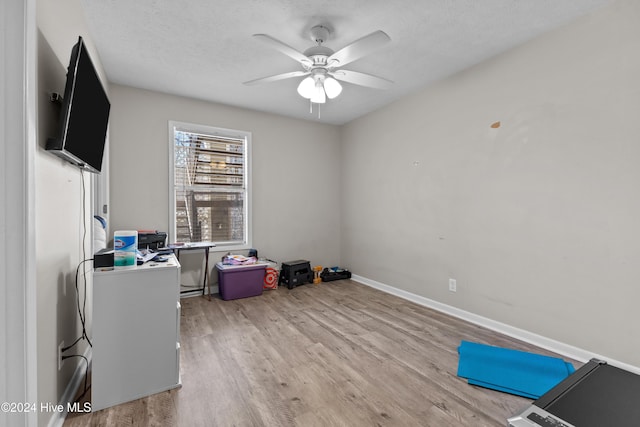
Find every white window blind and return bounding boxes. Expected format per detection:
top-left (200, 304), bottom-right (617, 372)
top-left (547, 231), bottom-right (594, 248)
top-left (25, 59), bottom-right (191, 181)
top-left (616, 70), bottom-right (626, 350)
top-left (169, 122), bottom-right (251, 248)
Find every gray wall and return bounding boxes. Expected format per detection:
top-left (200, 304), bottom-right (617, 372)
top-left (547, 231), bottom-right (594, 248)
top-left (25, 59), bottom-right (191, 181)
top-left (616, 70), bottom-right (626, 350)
top-left (341, 0), bottom-right (640, 368)
top-left (108, 85), bottom-right (342, 283)
top-left (36, 0), bottom-right (108, 426)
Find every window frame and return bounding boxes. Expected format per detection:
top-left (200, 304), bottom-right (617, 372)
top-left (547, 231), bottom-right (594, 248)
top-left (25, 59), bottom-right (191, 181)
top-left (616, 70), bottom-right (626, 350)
top-left (168, 120), bottom-right (252, 251)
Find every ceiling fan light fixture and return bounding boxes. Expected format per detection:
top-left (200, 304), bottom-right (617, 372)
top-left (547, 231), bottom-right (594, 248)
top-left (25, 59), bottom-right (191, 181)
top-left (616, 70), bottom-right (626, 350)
top-left (324, 77), bottom-right (342, 99)
top-left (297, 76), bottom-right (315, 99)
top-left (310, 80), bottom-right (326, 104)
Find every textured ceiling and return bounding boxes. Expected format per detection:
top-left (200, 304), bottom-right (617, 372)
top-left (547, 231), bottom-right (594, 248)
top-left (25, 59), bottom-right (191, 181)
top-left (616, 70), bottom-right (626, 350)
top-left (80, 0), bottom-right (612, 125)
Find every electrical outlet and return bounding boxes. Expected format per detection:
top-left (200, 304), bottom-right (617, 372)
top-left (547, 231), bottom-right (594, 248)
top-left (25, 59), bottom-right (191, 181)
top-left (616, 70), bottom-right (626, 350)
top-left (449, 278), bottom-right (457, 292)
top-left (58, 341), bottom-right (65, 370)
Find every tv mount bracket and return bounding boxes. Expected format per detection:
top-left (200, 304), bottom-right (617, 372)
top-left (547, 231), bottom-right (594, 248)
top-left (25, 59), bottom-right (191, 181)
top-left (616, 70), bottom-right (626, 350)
top-left (49, 92), bottom-right (63, 105)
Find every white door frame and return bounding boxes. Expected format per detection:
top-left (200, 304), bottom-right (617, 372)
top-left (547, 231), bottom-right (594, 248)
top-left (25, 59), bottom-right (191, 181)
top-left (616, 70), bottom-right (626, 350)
top-left (0, 0), bottom-right (38, 426)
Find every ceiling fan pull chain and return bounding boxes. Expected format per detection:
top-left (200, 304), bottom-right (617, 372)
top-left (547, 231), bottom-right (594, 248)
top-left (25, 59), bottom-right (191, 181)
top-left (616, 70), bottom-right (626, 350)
top-left (318, 103), bottom-right (321, 119)
top-left (309, 99), bottom-right (313, 114)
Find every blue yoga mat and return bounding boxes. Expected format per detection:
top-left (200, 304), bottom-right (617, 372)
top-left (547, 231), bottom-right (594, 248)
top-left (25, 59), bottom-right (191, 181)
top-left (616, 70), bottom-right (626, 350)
top-left (457, 340), bottom-right (575, 399)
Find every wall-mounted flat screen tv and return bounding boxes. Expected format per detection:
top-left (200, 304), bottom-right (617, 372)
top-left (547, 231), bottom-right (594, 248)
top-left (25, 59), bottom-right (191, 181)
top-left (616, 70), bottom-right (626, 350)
top-left (46, 36), bottom-right (110, 174)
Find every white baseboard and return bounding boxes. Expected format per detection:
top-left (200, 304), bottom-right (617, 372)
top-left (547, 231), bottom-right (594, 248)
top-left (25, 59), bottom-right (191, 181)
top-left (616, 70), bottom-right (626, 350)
top-left (351, 274), bottom-right (640, 375)
top-left (47, 345), bottom-right (92, 427)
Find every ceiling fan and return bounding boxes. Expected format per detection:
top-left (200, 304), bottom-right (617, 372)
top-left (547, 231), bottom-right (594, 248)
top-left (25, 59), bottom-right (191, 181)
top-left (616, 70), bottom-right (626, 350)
top-left (244, 25), bottom-right (393, 106)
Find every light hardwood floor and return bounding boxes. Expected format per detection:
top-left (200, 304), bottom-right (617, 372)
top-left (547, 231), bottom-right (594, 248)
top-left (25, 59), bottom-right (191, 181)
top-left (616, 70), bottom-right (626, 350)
top-left (64, 279), bottom-right (575, 426)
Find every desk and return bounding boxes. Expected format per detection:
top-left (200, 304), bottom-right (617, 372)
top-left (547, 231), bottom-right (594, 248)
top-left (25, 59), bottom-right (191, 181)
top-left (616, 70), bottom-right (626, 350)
top-left (169, 242), bottom-right (216, 300)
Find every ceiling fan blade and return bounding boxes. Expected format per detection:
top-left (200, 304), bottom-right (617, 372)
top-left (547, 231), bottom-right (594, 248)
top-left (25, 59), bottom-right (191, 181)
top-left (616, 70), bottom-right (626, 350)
top-left (253, 34), bottom-right (311, 66)
top-left (243, 71), bottom-right (309, 86)
top-left (327, 30), bottom-right (391, 68)
top-left (330, 69), bottom-right (393, 90)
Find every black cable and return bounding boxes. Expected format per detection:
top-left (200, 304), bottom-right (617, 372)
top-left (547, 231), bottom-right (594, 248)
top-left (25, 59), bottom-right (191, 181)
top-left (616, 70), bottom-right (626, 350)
top-left (61, 172), bottom-right (96, 402)
top-left (65, 170), bottom-right (94, 352)
top-left (72, 258), bottom-right (93, 349)
top-left (61, 336), bottom-right (83, 353)
top-left (75, 383), bottom-right (91, 403)
top-left (62, 354), bottom-right (90, 401)
top-left (60, 171), bottom-right (96, 407)
top-left (80, 171), bottom-right (91, 346)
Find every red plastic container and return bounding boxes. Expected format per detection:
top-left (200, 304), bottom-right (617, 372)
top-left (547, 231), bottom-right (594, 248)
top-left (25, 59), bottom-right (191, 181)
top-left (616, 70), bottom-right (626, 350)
top-left (216, 262), bottom-right (267, 300)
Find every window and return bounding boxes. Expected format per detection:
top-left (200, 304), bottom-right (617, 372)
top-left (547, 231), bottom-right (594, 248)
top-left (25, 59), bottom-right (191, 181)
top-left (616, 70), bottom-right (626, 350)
top-left (169, 121), bottom-right (251, 250)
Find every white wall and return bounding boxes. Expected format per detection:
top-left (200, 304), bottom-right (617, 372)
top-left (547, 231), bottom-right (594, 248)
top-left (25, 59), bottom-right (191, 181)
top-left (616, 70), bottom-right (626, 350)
top-left (36, 1), bottom-right (108, 426)
top-left (1, 0), bottom-right (38, 426)
top-left (108, 85), bottom-right (342, 283)
top-left (341, 0), bottom-right (640, 368)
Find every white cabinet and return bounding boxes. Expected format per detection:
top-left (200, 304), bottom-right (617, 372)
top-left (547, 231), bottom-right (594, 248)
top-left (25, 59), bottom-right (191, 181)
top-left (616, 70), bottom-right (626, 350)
top-left (92, 255), bottom-right (181, 411)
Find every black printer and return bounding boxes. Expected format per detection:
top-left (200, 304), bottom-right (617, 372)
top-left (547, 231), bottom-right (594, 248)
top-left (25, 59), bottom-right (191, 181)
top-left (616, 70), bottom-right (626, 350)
top-left (137, 231), bottom-right (167, 250)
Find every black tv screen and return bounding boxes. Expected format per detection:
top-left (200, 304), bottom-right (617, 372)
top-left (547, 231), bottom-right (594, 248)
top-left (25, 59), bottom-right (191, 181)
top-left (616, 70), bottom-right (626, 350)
top-left (46, 36), bottom-right (110, 174)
